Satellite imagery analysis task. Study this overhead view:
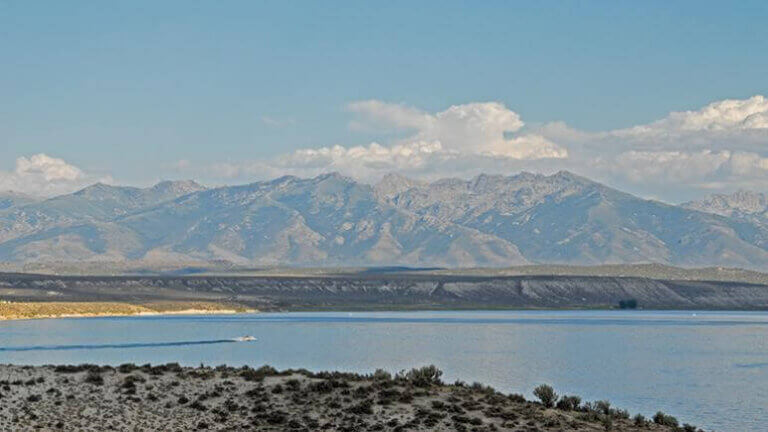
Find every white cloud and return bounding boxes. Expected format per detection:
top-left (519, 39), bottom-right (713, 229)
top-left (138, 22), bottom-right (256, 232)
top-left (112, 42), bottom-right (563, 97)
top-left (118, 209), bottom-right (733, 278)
top-left (0, 154), bottom-right (111, 197)
top-left (192, 101), bottom-right (569, 184)
top-left (348, 100), bottom-right (567, 159)
top-left (598, 149), bottom-right (768, 195)
top-left (180, 95), bottom-right (768, 202)
top-left (261, 116), bottom-right (296, 127)
top-left (619, 95), bottom-right (768, 136)
top-left (348, 100), bottom-right (433, 131)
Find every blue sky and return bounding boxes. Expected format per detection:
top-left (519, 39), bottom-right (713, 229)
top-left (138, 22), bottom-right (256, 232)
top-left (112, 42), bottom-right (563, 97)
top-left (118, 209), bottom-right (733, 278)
top-left (1, 1), bottom-right (768, 201)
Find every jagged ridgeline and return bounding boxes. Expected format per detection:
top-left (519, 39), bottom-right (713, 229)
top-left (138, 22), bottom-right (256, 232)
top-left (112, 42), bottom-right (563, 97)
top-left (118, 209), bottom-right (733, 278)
top-left (2, 172), bottom-right (768, 269)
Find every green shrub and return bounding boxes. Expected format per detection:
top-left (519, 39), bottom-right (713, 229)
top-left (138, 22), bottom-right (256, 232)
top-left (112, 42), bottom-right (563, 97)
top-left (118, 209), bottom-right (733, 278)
top-left (618, 299), bottom-right (638, 309)
top-left (239, 365), bottom-right (277, 382)
top-left (532, 384), bottom-right (558, 408)
top-left (594, 400), bottom-right (611, 415)
top-left (556, 395), bottom-right (581, 410)
top-left (601, 416), bottom-right (613, 431)
top-left (285, 379), bottom-right (301, 391)
top-left (653, 411), bottom-right (678, 427)
top-left (613, 408), bottom-right (630, 419)
top-left (308, 380), bottom-right (334, 393)
top-left (347, 398), bottom-right (374, 415)
top-left (633, 413), bottom-right (648, 426)
top-left (372, 369), bottom-right (392, 382)
top-left (404, 365), bottom-right (443, 387)
top-left (83, 371), bottom-right (103, 386)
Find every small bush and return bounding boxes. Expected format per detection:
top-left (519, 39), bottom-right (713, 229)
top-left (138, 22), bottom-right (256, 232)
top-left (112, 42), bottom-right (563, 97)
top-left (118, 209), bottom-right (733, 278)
top-left (556, 395), bottom-right (581, 411)
top-left (285, 379), bottom-right (301, 391)
top-left (83, 371), bottom-right (104, 386)
top-left (403, 365), bottom-right (443, 387)
top-left (633, 413), bottom-right (648, 426)
top-left (239, 365), bottom-right (277, 382)
top-left (594, 400), bottom-right (611, 415)
top-left (601, 416), bottom-right (613, 431)
top-left (121, 375), bottom-right (146, 389)
top-left (372, 369), bottom-right (392, 382)
top-left (618, 299), bottom-right (638, 309)
top-left (347, 398), bottom-right (374, 415)
top-left (532, 384), bottom-right (558, 408)
top-left (308, 380), bottom-right (334, 393)
top-left (653, 411), bottom-right (678, 427)
top-left (118, 363), bottom-right (138, 374)
top-left (189, 400), bottom-right (207, 411)
top-left (613, 408), bottom-right (630, 419)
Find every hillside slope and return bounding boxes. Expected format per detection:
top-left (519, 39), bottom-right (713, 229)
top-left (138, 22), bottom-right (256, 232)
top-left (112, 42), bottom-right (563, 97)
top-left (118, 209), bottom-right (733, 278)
top-left (3, 172), bottom-right (768, 269)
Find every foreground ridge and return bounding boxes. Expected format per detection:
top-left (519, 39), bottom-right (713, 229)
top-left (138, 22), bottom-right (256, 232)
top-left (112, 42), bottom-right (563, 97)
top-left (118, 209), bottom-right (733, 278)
top-left (0, 364), bottom-right (702, 431)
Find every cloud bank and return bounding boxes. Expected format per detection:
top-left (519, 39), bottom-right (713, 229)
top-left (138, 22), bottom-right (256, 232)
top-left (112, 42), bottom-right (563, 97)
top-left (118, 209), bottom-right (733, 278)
top-left (191, 95), bottom-right (768, 201)
top-left (8, 96), bottom-right (768, 202)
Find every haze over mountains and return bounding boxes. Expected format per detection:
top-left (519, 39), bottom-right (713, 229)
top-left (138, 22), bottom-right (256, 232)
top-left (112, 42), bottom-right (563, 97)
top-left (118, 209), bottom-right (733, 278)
top-left (2, 172), bottom-right (768, 269)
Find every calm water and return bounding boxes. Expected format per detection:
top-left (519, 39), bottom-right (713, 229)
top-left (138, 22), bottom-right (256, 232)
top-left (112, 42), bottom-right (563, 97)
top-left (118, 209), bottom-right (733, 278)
top-left (1, 310), bottom-right (766, 431)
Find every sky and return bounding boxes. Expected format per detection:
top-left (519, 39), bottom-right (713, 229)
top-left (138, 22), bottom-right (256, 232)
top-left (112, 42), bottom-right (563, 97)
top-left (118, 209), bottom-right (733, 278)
top-left (1, 1), bottom-right (768, 202)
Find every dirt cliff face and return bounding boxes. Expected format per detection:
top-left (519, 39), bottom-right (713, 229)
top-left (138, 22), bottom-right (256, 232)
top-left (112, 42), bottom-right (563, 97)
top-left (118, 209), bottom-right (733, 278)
top-left (1, 273), bottom-right (767, 310)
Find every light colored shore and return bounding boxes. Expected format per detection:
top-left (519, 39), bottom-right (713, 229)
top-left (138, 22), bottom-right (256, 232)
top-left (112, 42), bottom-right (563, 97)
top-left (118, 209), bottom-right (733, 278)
top-left (0, 301), bottom-right (255, 321)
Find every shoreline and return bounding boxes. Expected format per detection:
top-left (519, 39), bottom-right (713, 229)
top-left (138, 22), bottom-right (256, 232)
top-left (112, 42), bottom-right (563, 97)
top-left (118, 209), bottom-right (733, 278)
top-left (0, 364), bottom-right (697, 431)
top-left (0, 308), bottom-right (256, 322)
top-left (0, 301), bottom-right (256, 321)
top-left (3, 302), bottom-right (764, 321)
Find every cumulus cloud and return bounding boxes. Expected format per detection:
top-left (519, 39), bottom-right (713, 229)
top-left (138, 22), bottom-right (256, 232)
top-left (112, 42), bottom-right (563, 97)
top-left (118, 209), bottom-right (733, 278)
top-left (618, 95), bottom-right (768, 136)
top-left (349, 101), bottom-right (567, 159)
top-left (203, 141), bottom-right (451, 181)
top-left (182, 95), bottom-right (768, 202)
top-left (191, 101), bottom-right (569, 185)
top-left (608, 150), bottom-right (761, 183)
top-left (517, 95), bottom-right (768, 200)
top-left (0, 154), bottom-right (111, 197)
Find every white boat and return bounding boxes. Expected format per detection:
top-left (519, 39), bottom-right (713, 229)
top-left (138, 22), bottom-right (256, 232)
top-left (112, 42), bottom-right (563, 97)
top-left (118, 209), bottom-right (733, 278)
top-left (233, 336), bottom-right (257, 342)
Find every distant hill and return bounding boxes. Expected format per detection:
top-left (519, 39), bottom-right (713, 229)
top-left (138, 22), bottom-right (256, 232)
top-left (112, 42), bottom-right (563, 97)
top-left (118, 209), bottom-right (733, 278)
top-left (684, 190), bottom-right (768, 225)
top-left (3, 172), bottom-right (768, 270)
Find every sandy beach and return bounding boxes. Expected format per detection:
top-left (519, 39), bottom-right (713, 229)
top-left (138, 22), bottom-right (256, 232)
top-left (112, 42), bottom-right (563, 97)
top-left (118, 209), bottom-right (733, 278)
top-left (0, 301), bottom-right (254, 321)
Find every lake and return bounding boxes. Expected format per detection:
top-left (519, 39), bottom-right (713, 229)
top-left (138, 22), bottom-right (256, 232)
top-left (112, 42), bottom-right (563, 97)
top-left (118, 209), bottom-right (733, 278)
top-left (1, 310), bottom-right (766, 431)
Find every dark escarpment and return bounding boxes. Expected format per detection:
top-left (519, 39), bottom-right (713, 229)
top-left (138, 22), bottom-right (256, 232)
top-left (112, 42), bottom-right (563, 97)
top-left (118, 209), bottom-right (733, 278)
top-left (1, 273), bottom-right (767, 311)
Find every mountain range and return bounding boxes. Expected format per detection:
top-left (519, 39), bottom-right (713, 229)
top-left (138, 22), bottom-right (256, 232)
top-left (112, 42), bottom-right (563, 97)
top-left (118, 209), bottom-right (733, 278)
top-left (2, 171), bottom-right (768, 269)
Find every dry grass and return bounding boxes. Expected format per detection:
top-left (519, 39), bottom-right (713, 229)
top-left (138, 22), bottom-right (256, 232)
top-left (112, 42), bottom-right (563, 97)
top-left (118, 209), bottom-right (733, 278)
top-left (0, 300), bottom-right (251, 320)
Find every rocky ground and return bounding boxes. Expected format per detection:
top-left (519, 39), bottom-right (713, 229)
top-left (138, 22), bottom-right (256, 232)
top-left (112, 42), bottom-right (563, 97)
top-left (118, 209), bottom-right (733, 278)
top-left (0, 364), bottom-right (700, 432)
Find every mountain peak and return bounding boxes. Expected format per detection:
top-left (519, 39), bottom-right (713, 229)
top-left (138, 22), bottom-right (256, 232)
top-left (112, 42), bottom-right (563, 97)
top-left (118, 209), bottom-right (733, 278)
top-left (685, 190), bottom-right (768, 218)
top-left (72, 182), bottom-right (127, 197)
top-left (551, 170), bottom-right (590, 183)
top-left (313, 172), bottom-right (356, 185)
top-left (375, 173), bottom-right (423, 199)
top-left (150, 180), bottom-right (206, 195)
